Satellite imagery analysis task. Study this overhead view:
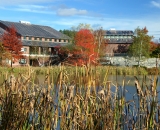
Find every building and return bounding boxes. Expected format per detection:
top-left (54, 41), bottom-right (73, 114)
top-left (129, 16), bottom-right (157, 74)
top-left (0, 20), bottom-right (70, 66)
top-left (104, 29), bottom-right (134, 56)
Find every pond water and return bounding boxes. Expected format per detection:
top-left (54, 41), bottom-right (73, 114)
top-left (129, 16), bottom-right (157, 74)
top-left (107, 75), bottom-right (160, 101)
top-left (35, 75), bottom-right (160, 102)
top-left (0, 74), bottom-right (159, 102)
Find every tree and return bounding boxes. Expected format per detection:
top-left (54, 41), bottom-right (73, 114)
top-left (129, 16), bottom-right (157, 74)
top-left (59, 29), bottom-right (76, 44)
top-left (0, 42), bottom-right (4, 65)
top-left (73, 29), bottom-right (97, 65)
top-left (150, 44), bottom-right (160, 58)
top-left (1, 25), bottom-right (23, 67)
top-left (128, 27), bottom-right (153, 59)
top-left (71, 23), bottom-right (92, 31)
top-left (59, 24), bottom-right (107, 66)
top-left (93, 27), bottom-right (107, 58)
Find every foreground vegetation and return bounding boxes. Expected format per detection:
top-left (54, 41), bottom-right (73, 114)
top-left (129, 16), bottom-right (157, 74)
top-left (0, 65), bottom-right (159, 129)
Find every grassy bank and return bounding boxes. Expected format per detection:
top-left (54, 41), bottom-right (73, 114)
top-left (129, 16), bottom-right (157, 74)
top-left (0, 65), bottom-right (159, 76)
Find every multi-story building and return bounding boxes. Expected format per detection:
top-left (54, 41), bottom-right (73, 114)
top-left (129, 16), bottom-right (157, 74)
top-left (104, 29), bottom-right (134, 56)
top-left (0, 20), bottom-right (70, 66)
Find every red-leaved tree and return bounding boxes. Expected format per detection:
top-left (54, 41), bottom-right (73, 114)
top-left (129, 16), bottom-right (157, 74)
top-left (1, 25), bottom-right (23, 67)
top-left (73, 29), bottom-right (97, 65)
top-left (150, 41), bottom-right (158, 53)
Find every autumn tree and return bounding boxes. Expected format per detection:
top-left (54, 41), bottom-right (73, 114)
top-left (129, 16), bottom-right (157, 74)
top-left (1, 25), bottom-right (23, 67)
top-left (59, 24), bottom-right (107, 66)
top-left (0, 42), bottom-right (4, 65)
top-left (73, 29), bottom-right (97, 65)
top-left (150, 43), bottom-right (160, 58)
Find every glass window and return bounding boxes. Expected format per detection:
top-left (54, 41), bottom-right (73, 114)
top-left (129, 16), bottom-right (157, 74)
top-left (41, 47), bottom-right (49, 54)
top-left (21, 48), bottom-right (27, 52)
top-left (30, 46), bottom-right (39, 54)
top-left (19, 59), bottom-right (27, 64)
top-left (24, 48), bottom-right (27, 52)
top-left (23, 36), bottom-right (26, 40)
top-left (59, 39), bottom-right (61, 42)
top-left (115, 36), bottom-right (118, 39)
top-left (39, 37), bottom-right (42, 41)
top-left (29, 37), bottom-right (32, 40)
top-left (34, 37), bottom-right (37, 40)
top-left (49, 38), bottom-right (52, 41)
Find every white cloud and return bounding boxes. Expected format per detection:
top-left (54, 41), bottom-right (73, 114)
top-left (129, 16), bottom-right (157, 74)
top-left (0, 5), bottom-right (56, 14)
top-left (151, 0), bottom-right (160, 8)
top-left (0, 0), bottom-right (54, 5)
top-left (57, 8), bottom-right (88, 16)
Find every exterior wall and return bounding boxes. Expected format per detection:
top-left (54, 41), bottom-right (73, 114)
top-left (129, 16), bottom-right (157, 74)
top-left (105, 43), bottom-right (131, 55)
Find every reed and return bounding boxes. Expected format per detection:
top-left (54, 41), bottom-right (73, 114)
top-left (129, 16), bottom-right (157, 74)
top-left (0, 65), bottom-right (159, 129)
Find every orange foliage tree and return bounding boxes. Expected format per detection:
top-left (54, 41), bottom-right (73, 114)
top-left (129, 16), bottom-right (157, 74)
top-left (150, 41), bottom-right (158, 53)
top-left (73, 29), bottom-right (97, 65)
top-left (1, 25), bottom-right (23, 67)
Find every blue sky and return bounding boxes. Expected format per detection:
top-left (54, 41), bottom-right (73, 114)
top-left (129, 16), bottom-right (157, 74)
top-left (0, 0), bottom-right (160, 41)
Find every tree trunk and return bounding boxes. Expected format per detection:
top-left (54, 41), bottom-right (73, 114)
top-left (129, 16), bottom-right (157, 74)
top-left (11, 54), bottom-right (12, 67)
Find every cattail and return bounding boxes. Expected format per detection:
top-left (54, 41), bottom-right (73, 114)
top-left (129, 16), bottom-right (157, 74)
top-left (69, 85), bottom-right (74, 99)
top-left (98, 89), bottom-right (105, 100)
top-left (30, 100), bottom-right (35, 115)
top-left (135, 80), bottom-right (144, 96)
top-left (8, 74), bottom-right (16, 91)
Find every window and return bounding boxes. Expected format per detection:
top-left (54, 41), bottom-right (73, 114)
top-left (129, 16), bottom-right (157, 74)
top-left (30, 46), bottom-right (39, 54)
top-left (19, 59), bottom-right (27, 64)
top-left (64, 39), bottom-right (66, 42)
top-left (59, 39), bottom-right (61, 42)
top-left (24, 48), bottom-right (27, 52)
top-left (34, 37), bottom-right (38, 40)
top-left (29, 37), bottom-right (32, 40)
top-left (120, 36), bottom-right (123, 39)
top-left (21, 48), bottom-right (27, 52)
top-left (115, 36), bottom-right (119, 39)
top-left (45, 38), bottom-right (48, 41)
top-left (39, 37), bottom-right (42, 41)
top-left (49, 38), bottom-right (52, 41)
top-left (41, 47), bottom-right (49, 54)
top-left (23, 36), bottom-right (26, 40)
top-left (55, 39), bottom-right (57, 42)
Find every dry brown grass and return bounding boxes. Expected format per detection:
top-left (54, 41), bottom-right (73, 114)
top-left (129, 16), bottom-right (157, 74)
top-left (0, 65), bottom-right (159, 129)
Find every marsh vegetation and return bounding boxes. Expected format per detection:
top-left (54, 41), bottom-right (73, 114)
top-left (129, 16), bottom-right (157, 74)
top-left (0, 65), bottom-right (159, 129)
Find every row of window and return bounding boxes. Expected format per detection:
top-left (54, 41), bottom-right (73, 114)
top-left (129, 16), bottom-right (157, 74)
top-left (104, 36), bottom-right (132, 39)
top-left (108, 39), bottom-right (132, 41)
top-left (23, 36), bottom-right (67, 42)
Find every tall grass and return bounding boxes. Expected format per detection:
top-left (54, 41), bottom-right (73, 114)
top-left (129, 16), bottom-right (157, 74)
top-left (0, 65), bottom-right (159, 129)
